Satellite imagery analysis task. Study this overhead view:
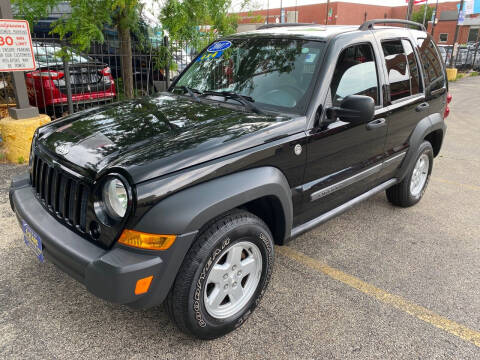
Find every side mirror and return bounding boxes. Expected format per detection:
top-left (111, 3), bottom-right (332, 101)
top-left (326, 95), bottom-right (375, 125)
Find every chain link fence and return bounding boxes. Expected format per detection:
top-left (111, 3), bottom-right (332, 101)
top-left (0, 35), bottom-right (200, 120)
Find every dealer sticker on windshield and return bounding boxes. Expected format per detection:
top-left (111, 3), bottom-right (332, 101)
top-left (22, 220), bottom-right (44, 263)
top-left (207, 40), bottom-right (232, 53)
top-left (196, 51), bottom-right (224, 62)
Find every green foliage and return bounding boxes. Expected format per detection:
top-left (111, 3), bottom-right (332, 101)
top-left (411, 5), bottom-right (434, 27)
top-left (13, 0), bottom-right (145, 98)
top-left (160, 0), bottom-right (247, 51)
top-left (17, 156), bottom-right (25, 164)
top-left (471, 71), bottom-right (479, 77)
top-left (12, 0), bottom-right (141, 52)
top-left (247, 11), bottom-right (263, 24)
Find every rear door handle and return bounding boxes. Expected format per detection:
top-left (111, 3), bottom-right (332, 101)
top-left (416, 102), bottom-right (430, 112)
top-left (366, 118), bottom-right (386, 130)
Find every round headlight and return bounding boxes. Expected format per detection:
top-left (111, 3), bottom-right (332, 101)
top-left (102, 178), bottom-right (128, 219)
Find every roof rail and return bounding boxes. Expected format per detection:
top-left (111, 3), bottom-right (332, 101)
top-left (257, 23), bottom-right (316, 30)
top-left (359, 19), bottom-right (426, 32)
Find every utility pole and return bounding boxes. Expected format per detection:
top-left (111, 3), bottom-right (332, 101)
top-left (422, 0), bottom-right (429, 27)
top-left (266, 0), bottom-right (269, 24)
top-left (0, 0), bottom-right (38, 120)
top-left (325, 0), bottom-right (330, 25)
top-left (406, 0), bottom-right (415, 21)
top-left (280, 0), bottom-right (283, 23)
top-left (449, 0), bottom-right (465, 68)
top-left (295, 0), bottom-right (298, 23)
top-left (431, 0), bottom-right (439, 36)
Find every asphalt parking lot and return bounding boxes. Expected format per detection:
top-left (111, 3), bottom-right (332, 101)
top-left (1, 76), bottom-right (480, 359)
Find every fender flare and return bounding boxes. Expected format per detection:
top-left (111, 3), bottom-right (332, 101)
top-left (134, 166), bottom-right (293, 241)
top-left (397, 113), bottom-right (446, 181)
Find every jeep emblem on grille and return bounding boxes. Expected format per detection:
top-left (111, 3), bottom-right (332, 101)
top-left (55, 144), bottom-right (69, 155)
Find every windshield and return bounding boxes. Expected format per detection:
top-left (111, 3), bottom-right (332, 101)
top-left (33, 45), bottom-right (93, 65)
top-left (173, 38), bottom-right (325, 114)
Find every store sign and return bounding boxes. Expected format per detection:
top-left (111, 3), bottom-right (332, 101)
top-left (0, 20), bottom-right (35, 72)
top-left (464, 0), bottom-right (474, 15)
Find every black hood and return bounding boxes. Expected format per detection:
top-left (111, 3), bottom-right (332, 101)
top-left (37, 93), bottom-right (304, 183)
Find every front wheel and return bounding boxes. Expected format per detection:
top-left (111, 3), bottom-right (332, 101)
top-left (386, 140), bottom-right (434, 207)
top-left (165, 210), bottom-right (274, 339)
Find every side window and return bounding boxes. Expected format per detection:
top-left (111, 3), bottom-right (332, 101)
top-left (330, 43), bottom-right (379, 106)
top-left (417, 37), bottom-right (446, 92)
top-left (439, 33), bottom-right (448, 43)
top-left (402, 39), bottom-right (422, 95)
top-left (381, 39), bottom-right (421, 102)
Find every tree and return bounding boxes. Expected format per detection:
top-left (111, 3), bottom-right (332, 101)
top-left (160, 0), bottom-right (247, 51)
top-left (13, 0), bottom-right (144, 99)
top-left (412, 4), bottom-right (434, 28)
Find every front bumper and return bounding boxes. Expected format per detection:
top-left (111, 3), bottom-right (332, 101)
top-left (9, 174), bottom-right (197, 309)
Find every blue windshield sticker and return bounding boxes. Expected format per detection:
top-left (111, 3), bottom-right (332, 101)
top-left (305, 53), bottom-right (317, 63)
top-left (196, 51), bottom-right (223, 62)
top-left (207, 41), bottom-right (232, 53)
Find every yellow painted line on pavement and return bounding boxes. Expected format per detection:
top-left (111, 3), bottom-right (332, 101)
top-left (433, 177), bottom-right (480, 192)
top-left (277, 246), bottom-right (480, 348)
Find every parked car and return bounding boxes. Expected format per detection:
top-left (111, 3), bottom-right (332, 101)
top-left (438, 43), bottom-right (480, 70)
top-left (437, 45), bottom-right (450, 64)
top-left (25, 43), bottom-right (116, 113)
top-left (10, 20), bottom-right (449, 340)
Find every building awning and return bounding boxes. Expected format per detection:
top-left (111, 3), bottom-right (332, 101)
top-left (463, 17), bottom-right (480, 26)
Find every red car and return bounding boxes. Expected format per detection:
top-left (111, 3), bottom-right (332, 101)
top-left (26, 43), bottom-right (116, 113)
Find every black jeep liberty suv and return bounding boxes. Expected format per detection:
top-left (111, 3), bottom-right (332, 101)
top-left (10, 20), bottom-right (449, 339)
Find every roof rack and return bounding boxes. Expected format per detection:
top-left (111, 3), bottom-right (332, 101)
top-left (359, 19), bottom-right (426, 32)
top-left (257, 23), bottom-right (317, 30)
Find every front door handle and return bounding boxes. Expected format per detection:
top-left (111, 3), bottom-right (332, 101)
top-left (366, 118), bottom-right (386, 130)
top-left (416, 102), bottom-right (430, 112)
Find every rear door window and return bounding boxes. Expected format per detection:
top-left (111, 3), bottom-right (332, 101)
top-left (381, 39), bottom-right (422, 102)
top-left (416, 38), bottom-right (446, 92)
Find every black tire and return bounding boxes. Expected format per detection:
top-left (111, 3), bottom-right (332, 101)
top-left (386, 140), bottom-right (434, 207)
top-left (164, 209), bottom-right (274, 340)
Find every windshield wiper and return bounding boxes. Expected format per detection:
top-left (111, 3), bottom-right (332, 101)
top-left (200, 90), bottom-right (265, 114)
top-left (174, 86), bottom-right (202, 102)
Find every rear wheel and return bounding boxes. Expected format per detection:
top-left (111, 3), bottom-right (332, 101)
top-left (165, 210), bottom-right (274, 339)
top-left (386, 140), bottom-right (434, 207)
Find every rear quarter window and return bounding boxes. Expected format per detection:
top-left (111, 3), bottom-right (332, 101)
top-left (417, 38), bottom-right (446, 92)
top-left (381, 39), bottom-right (421, 102)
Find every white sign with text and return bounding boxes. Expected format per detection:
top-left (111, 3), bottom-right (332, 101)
top-left (0, 19), bottom-right (35, 72)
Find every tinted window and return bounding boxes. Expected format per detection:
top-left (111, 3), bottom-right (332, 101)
top-left (330, 43), bottom-right (379, 106)
top-left (175, 38), bottom-right (325, 114)
top-left (417, 38), bottom-right (446, 92)
top-left (402, 39), bottom-right (422, 94)
top-left (381, 40), bottom-right (420, 102)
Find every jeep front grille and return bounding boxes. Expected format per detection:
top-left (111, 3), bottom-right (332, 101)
top-left (31, 154), bottom-right (89, 232)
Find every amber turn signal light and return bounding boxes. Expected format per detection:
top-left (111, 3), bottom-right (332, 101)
top-left (118, 229), bottom-right (176, 250)
top-left (135, 275), bottom-right (153, 295)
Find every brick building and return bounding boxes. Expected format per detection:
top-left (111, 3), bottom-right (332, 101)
top-left (236, 1), bottom-right (479, 46)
